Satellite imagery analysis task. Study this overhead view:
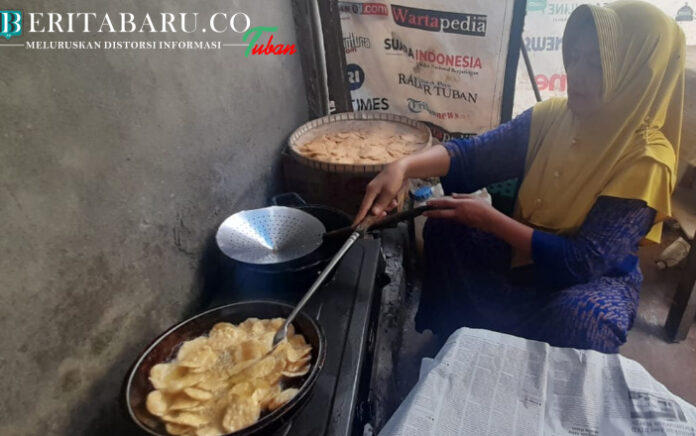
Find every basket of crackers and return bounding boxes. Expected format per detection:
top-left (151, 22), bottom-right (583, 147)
top-left (288, 112), bottom-right (432, 174)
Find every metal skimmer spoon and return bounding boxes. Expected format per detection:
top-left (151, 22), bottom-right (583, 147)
top-left (271, 215), bottom-right (379, 349)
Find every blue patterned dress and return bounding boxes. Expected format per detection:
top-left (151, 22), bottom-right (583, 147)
top-left (416, 110), bottom-right (656, 353)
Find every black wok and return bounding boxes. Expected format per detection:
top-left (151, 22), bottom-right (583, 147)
top-left (124, 300), bottom-right (327, 436)
top-left (218, 194), bottom-right (352, 298)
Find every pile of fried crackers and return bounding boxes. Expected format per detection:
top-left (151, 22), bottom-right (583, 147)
top-left (295, 130), bottom-right (425, 165)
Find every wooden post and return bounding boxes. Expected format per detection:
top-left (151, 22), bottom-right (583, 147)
top-left (665, 239), bottom-right (696, 342)
top-left (292, 0), bottom-right (329, 118)
top-left (317, 0), bottom-right (352, 113)
top-left (500, 0), bottom-right (529, 122)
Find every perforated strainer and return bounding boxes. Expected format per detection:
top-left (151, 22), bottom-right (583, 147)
top-left (216, 206), bottom-right (327, 265)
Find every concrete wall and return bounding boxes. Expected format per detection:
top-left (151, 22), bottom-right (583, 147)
top-left (0, 1), bottom-right (308, 435)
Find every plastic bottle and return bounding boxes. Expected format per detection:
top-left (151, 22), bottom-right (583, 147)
top-left (656, 237), bottom-right (691, 269)
top-left (410, 185), bottom-right (434, 257)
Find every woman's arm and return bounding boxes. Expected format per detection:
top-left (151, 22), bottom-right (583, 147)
top-left (398, 107), bottom-right (533, 181)
top-left (401, 144), bottom-right (451, 179)
top-left (440, 108), bottom-right (531, 194)
top-left (354, 145), bottom-right (451, 223)
top-left (425, 194), bottom-right (534, 256)
top-left (355, 109), bottom-right (533, 223)
top-left (531, 196), bottom-right (656, 288)
top-left (424, 195), bottom-right (655, 287)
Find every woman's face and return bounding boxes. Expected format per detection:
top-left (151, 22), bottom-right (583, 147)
top-left (565, 23), bottom-right (604, 117)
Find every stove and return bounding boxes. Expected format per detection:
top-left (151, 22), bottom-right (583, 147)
top-left (207, 238), bottom-right (386, 436)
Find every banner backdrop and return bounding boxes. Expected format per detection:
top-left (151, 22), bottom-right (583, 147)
top-left (338, 0), bottom-right (517, 141)
top-left (513, 0), bottom-right (696, 115)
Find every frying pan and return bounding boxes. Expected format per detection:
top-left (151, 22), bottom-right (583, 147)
top-left (221, 193), bottom-right (431, 271)
top-left (124, 301), bottom-right (327, 436)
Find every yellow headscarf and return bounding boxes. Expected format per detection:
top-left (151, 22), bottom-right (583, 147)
top-left (514, 1), bottom-right (685, 244)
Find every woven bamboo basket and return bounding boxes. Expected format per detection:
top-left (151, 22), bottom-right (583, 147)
top-left (287, 111), bottom-right (432, 173)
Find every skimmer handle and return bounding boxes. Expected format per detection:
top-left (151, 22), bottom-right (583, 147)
top-left (273, 229), bottom-right (362, 347)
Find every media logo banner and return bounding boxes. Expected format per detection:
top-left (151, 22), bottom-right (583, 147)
top-left (340, 0), bottom-right (515, 134)
top-left (391, 4), bottom-right (487, 37)
top-left (346, 63), bottom-right (365, 90)
top-left (339, 2), bottom-right (389, 18)
top-left (344, 32), bottom-right (371, 54)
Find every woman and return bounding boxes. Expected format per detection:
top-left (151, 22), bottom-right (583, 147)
top-left (354, 1), bottom-right (685, 353)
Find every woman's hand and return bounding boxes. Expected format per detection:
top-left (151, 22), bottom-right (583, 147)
top-left (423, 193), bottom-right (498, 232)
top-left (354, 145), bottom-right (452, 225)
top-left (354, 160), bottom-right (406, 225)
top-left (425, 193), bottom-right (534, 256)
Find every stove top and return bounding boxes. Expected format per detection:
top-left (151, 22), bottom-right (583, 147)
top-left (207, 238), bottom-right (385, 436)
